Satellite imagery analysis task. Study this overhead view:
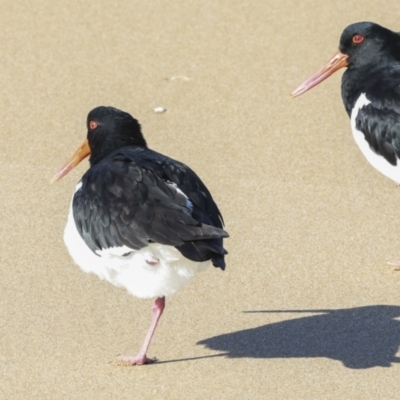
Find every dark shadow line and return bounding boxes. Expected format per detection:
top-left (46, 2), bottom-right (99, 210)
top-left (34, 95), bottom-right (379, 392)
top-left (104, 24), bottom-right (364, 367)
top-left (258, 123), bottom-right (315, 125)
top-left (243, 309), bottom-right (332, 314)
top-left (154, 352), bottom-right (227, 365)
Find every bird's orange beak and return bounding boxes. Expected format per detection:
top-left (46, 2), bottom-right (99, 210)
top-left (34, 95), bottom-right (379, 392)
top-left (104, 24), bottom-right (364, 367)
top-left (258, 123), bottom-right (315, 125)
top-left (51, 139), bottom-right (91, 183)
top-left (291, 50), bottom-right (349, 97)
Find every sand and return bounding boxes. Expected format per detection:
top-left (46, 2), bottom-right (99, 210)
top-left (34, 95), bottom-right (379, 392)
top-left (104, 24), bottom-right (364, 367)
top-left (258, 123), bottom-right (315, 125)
top-left (2, 0), bottom-right (400, 398)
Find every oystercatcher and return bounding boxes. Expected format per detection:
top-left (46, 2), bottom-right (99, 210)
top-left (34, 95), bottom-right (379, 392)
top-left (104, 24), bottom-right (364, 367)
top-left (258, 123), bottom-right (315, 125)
top-left (52, 106), bottom-right (228, 365)
top-left (292, 22), bottom-right (400, 184)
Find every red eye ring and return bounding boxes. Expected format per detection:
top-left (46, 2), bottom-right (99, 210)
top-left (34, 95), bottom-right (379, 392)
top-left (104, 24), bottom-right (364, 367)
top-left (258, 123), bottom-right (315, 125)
top-left (352, 34), bottom-right (364, 44)
top-left (89, 120), bottom-right (98, 130)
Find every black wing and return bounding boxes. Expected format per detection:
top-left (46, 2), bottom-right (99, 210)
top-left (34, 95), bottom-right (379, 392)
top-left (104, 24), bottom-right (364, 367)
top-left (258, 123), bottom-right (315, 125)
top-left (355, 103), bottom-right (400, 166)
top-left (133, 147), bottom-right (225, 229)
top-left (73, 148), bottom-right (228, 269)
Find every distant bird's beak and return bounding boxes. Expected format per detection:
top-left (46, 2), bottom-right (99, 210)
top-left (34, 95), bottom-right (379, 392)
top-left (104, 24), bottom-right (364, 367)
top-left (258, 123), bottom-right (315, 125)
top-left (51, 139), bottom-right (91, 183)
top-left (291, 50), bottom-right (349, 97)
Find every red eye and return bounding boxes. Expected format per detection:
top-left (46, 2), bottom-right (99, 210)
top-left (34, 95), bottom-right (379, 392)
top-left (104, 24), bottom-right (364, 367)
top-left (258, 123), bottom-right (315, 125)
top-left (352, 34), bottom-right (364, 44)
top-left (89, 120), bottom-right (98, 130)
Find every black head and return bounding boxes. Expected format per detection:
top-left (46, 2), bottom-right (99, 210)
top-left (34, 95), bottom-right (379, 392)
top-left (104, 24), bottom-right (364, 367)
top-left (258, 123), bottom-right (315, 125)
top-left (339, 22), bottom-right (400, 68)
top-left (51, 106), bottom-right (147, 183)
top-left (291, 22), bottom-right (400, 98)
top-left (87, 106), bottom-right (147, 165)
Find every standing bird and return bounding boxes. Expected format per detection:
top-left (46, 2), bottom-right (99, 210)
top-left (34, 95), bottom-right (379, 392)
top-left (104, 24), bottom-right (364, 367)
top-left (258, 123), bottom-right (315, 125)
top-left (292, 22), bottom-right (400, 184)
top-left (52, 106), bottom-right (228, 365)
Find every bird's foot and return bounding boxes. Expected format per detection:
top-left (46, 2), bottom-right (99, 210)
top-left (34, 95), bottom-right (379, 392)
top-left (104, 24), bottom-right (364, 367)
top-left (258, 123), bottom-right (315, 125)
top-left (386, 259), bottom-right (400, 270)
top-left (116, 353), bottom-right (157, 366)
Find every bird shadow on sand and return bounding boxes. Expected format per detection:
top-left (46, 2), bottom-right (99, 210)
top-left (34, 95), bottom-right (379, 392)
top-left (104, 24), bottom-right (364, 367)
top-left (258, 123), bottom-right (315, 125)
top-left (196, 305), bottom-right (400, 369)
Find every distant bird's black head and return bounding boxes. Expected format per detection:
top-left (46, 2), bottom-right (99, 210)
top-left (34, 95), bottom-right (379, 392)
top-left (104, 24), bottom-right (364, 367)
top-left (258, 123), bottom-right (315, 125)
top-left (291, 22), bottom-right (400, 97)
top-left (338, 22), bottom-right (400, 68)
top-left (87, 106), bottom-right (147, 165)
top-left (51, 106), bottom-right (147, 182)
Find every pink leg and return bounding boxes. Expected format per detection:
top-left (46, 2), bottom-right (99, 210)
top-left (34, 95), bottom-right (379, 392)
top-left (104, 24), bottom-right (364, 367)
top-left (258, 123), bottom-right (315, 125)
top-left (118, 296), bottom-right (165, 365)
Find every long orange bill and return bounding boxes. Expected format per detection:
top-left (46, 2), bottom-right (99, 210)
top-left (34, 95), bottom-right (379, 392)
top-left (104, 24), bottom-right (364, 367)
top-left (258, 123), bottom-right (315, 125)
top-left (51, 139), bottom-right (91, 183)
top-left (291, 50), bottom-right (349, 98)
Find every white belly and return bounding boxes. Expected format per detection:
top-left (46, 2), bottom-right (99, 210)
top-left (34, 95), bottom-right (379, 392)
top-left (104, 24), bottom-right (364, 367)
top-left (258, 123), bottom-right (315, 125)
top-left (351, 93), bottom-right (400, 184)
top-left (63, 198), bottom-right (210, 299)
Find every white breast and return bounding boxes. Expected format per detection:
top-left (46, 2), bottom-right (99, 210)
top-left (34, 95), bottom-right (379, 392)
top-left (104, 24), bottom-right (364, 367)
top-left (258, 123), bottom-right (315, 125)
top-left (63, 189), bottom-right (210, 299)
top-left (350, 93), bottom-right (400, 184)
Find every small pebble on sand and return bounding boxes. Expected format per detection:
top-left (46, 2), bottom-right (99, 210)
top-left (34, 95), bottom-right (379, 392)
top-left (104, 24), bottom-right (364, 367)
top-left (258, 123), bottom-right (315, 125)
top-left (154, 106), bottom-right (167, 113)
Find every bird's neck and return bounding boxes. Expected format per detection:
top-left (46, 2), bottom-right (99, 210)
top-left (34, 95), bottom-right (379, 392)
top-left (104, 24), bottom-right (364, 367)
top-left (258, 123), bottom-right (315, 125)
top-left (89, 138), bottom-right (147, 165)
top-left (341, 65), bottom-right (381, 116)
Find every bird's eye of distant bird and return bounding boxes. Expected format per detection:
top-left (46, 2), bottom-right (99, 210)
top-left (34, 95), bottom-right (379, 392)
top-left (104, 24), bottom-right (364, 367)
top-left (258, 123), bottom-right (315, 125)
top-left (352, 34), bottom-right (364, 44)
top-left (89, 120), bottom-right (98, 130)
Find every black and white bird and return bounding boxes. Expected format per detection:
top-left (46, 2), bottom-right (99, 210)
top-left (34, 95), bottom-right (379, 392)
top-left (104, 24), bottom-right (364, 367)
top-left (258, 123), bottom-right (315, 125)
top-left (292, 22), bottom-right (400, 184)
top-left (52, 106), bottom-right (228, 365)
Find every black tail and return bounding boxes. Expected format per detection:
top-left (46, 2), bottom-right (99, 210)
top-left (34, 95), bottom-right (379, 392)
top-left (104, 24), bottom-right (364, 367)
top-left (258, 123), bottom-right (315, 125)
top-left (176, 237), bottom-right (228, 270)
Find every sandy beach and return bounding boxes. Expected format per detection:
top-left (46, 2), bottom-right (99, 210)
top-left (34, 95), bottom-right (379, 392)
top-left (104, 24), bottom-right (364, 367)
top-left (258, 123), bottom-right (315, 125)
top-left (2, 1), bottom-right (400, 398)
